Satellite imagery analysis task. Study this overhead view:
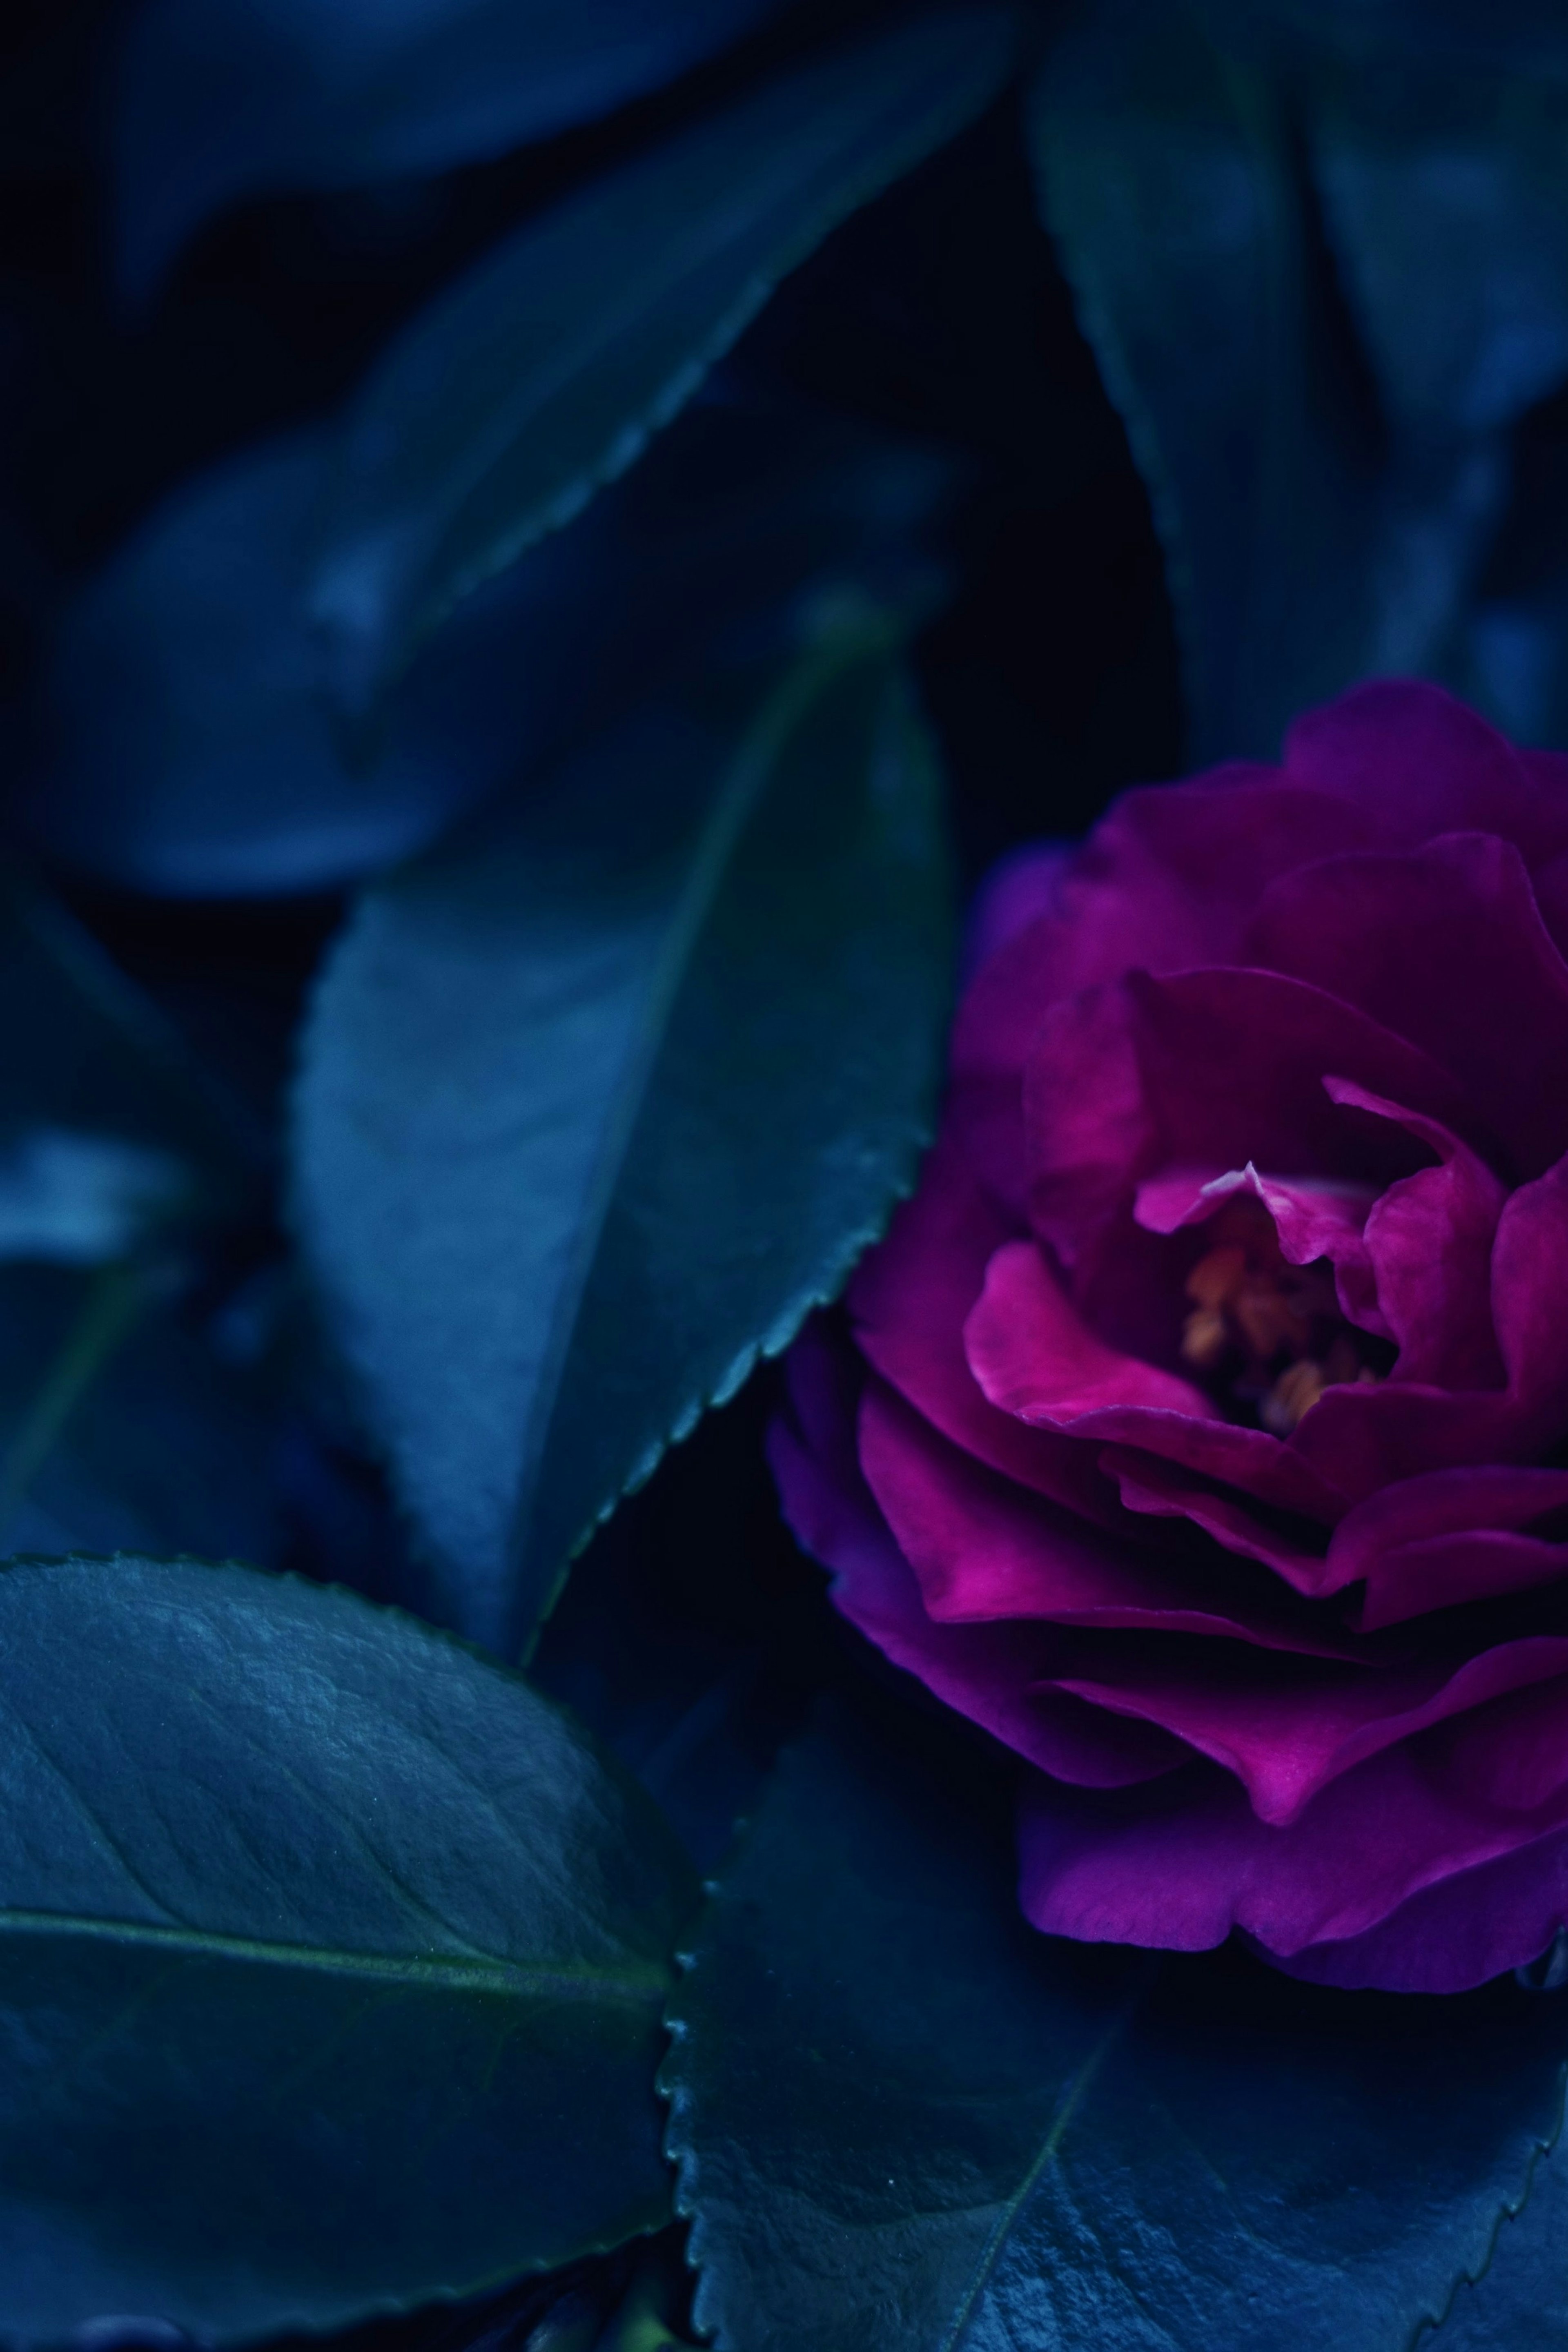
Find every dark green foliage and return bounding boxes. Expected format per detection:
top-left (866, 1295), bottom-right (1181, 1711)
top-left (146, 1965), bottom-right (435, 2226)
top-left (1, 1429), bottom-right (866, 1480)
top-left (3, 1), bottom-right (1568, 2343)
top-left (306, 8), bottom-right (1016, 705)
top-left (113, 0), bottom-right (788, 299)
top-left (1031, 2), bottom-right (1568, 762)
top-left (665, 1700), bottom-right (1568, 2352)
top-left (294, 616), bottom-right (953, 1659)
top-left (0, 1554), bottom-right (695, 2341)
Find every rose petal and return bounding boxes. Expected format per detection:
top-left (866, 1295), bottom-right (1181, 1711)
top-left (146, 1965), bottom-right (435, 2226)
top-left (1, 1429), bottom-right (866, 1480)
top-left (964, 1234), bottom-right (1350, 1523)
top-left (858, 1378), bottom-right (1360, 1655)
top-left (1246, 834), bottom-right (1568, 1178)
top-left (1267, 1825), bottom-right (1568, 1993)
top-left (1283, 680), bottom-right (1568, 864)
top-left (1290, 1150), bottom-right (1568, 1497)
top-left (1320, 1079), bottom-right (1505, 1388)
top-left (1046, 1632), bottom-right (1568, 1825)
top-left (849, 1135), bottom-right (1120, 1525)
top-left (767, 1330), bottom-right (1181, 1786)
top-left (947, 773), bottom-right (1375, 1215)
top-left (1134, 1159), bottom-right (1385, 1337)
top-left (1101, 1446), bottom-right (1339, 1595)
top-left (1025, 968), bottom-right (1473, 1283)
top-left (1019, 1664), bottom-right (1568, 1985)
top-left (964, 1237), bottom-right (1212, 1422)
top-left (1329, 1464), bottom-right (1568, 1624)
top-left (962, 843), bottom-right (1071, 982)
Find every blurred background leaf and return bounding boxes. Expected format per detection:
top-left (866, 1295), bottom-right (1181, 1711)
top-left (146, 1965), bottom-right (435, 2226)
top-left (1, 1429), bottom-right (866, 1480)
top-left (306, 7), bottom-right (1016, 710)
top-left (111, 0), bottom-right (789, 303)
top-left (23, 382), bottom-right (955, 895)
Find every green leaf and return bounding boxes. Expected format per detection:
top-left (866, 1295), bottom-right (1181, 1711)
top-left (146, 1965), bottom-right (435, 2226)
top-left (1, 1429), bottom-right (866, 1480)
top-left (113, 0), bottom-right (786, 300)
top-left (0, 1554), bottom-right (696, 2342)
top-left (1029, 4), bottom-right (1568, 763)
top-left (292, 615), bottom-right (953, 1657)
top-left (664, 1699), bottom-right (1568, 2352)
top-left (306, 8), bottom-right (1016, 709)
top-left (1428, 2126), bottom-right (1568, 2348)
top-left (1029, 2), bottom-right (1381, 762)
top-left (0, 1260), bottom-right (281, 1567)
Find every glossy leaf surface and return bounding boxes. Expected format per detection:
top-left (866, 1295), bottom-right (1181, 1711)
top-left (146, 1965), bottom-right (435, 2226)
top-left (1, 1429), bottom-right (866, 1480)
top-left (293, 618), bottom-right (952, 1658)
top-left (0, 1555), bottom-right (695, 2341)
top-left (307, 9), bottom-right (1015, 707)
top-left (1430, 2126), bottom-right (1568, 2349)
top-left (28, 390), bottom-right (951, 896)
top-left (113, 0), bottom-right (784, 299)
top-left (665, 1701), bottom-right (1568, 2352)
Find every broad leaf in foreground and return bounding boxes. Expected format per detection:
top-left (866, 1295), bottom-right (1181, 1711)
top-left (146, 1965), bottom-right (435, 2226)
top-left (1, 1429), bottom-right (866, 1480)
top-left (306, 8), bottom-right (1015, 707)
top-left (664, 1699), bottom-right (1568, 2352)
top-left (293, 616), bottom-right (953, 1657)
top-left (0, 1555), bottom-right (695, 2342)
top-left (1429, 2126), bottom-right (1568, 2349)
top-left (113, 0), bottom-right (784, 299)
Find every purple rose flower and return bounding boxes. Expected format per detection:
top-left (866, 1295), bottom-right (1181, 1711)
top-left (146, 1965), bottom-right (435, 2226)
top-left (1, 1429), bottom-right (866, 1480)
top-left (772, 682), bottom-right (1568, 1993)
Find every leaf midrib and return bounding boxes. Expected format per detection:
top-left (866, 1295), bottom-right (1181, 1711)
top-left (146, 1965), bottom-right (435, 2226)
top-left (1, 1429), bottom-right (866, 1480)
top-left (503, 623), bottom-right (898, 1649)
top-left (935, 1967), bottom-right (1154, 2352)
top-left (0, 1906), bottom-right (667, 2002)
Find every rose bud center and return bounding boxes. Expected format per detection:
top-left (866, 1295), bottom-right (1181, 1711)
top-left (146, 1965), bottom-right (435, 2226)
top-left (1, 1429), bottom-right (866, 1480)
top-left (1177, 1192), bottom-right (1389, 1434)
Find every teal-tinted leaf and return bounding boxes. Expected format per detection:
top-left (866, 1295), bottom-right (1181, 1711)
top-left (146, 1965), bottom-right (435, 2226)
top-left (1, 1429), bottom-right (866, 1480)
top-left (0, 872), bottom-right (255, 1195)
top-left (1287, 49), bottom-right (1568, 745)
top-left (1029, 2), bottom-right (1381, 762)
top-left (1428, 2125), bottom-right (1568, 2348)
top-left (1030, 4), bottom-right (1568, 762)
top-left (113, 0), bottom-right (785, 300)
top-left (307, 9), bottom-right (1016, 709)
top-left (664, 1700), bottom-right (1568, 2352)
top-left (29, 390), bottom-right (953, 895)
top-left (0, 1554), bottom-right (695, 2342)
top-left (0, 1261), bottom-right (281, 1567)
top-left (292, 616), bottom-right (953, 1658)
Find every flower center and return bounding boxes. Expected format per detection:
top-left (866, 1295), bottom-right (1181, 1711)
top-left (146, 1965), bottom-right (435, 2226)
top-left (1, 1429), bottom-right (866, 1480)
top-left (1177, 1193), bottom-right (1384, 1433)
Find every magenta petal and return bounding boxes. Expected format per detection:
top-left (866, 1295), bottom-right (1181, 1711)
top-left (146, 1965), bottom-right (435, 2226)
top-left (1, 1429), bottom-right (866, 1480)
top-left (1135, 1161), bottom-right (1384, 1335)
top-left (1492, 1149), bottom-right (1568, 1420)
top-left (859, 1379), bottom-right (1358, 1654)
top-left (1266, 1826), bottom-right (1568, 1993)
top-left (768, 1331), bottom-right (1180, 1786)
top-left (1019, 1668), bottom-right (1568, 1983)
top-left (1101, 1446), bottom-right (1340, 1595)
top-left (1246, 834), bottom-right (1568, 1177)
top-left (1358, 1533), bottom-right (1568, 1631)
top-left (1321, 1079), bottom-right (1505, 1388)
top-left (964, 1237), bottom-right (1212, 1421)
top-left (849, 1135), bottom-right (1119, 1525)
top-left (1121, 967), bottom-right (1479, 1184)
top-left (1283, 680), bottom-right (1568, 862)
top-left (962, 843), bottom-right (1071, 981)
top-left (1047, 1634), bottom-right (1568, 1826)
top-left (1329, 1465), bottom-right (1568, 1623)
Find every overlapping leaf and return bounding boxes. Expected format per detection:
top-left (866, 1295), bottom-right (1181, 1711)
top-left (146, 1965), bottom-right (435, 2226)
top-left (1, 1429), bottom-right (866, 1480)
top-left (1029, 1), bottom-right (1568, 764)
top-left (1029, 0), bottom-right (1380, 762)
top-left (0, 1554), bottom-right (695, 2342)
top-left (664, 1699), bottom-right (1568, 2352)
top-left (28, 389), bottom-right (952, 896)
top-left (306, 7), bottom-right (1015, 707)
top-left (294, 615), bottom-right (952, 1658)
top-left (113, 0), bottom-right (785, 298)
